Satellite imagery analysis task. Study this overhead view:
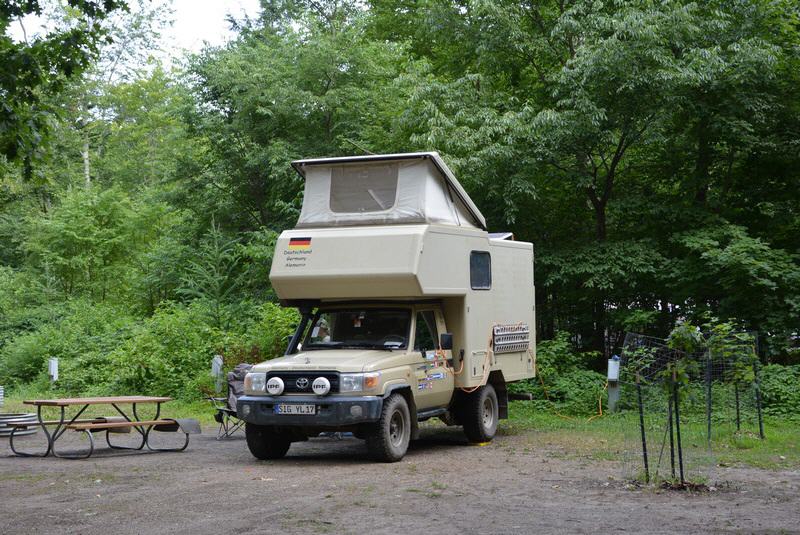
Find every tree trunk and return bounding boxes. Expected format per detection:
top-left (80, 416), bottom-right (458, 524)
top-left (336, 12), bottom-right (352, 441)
top-left (82, 136), bottom-right (91, 187)
top-left (595, 202), bottom-right (607, 241)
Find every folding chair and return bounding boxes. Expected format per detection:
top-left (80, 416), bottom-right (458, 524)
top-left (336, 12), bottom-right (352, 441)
top-left (208, 363), bottom-right (252, 439)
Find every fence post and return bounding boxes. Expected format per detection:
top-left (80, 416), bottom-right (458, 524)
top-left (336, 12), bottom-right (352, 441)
top-left (636, 373), bottom-right (649, 484)
top-left (734, 382), bottom-right (741, 431)
top-left (668, 392), bottom-right (676, 479)
top-left (754, 361), bottom-right (765, 440)
top-left (673, 371), bottom-right (685, 484)
top-left (705, 350), bottom-right (712, 445)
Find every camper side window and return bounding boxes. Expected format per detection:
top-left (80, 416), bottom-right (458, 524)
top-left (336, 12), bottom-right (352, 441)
top-left (470, 251), bottom-right (492, 290)
top-left (330, 164), bottom-right (399, 213)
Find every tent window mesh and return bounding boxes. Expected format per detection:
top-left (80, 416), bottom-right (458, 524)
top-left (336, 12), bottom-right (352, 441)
top-left (330, 164), bottom-right (398, 213)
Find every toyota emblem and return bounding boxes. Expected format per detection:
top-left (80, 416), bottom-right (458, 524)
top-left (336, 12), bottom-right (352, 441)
top-left (295, 377), bottom-right (309, 390)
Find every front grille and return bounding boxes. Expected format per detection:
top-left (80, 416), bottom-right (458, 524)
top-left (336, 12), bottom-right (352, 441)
top-left (267, 371), bottom-right (340, 394)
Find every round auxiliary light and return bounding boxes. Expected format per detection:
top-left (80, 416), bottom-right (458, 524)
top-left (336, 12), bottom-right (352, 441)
top-left (312, 377), bottom-right (331, 396)
top-left (266, 377), bottom-right (284, 395)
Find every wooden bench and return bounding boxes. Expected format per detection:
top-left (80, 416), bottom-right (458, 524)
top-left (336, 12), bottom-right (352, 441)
top-left (10, 418), bottom-right (113, 428)
top-left (65, 419), bottom-right (194, 456)
top-left (10, 418), bottom-right (135, 434)
top-left (66, 419), bottom-right (173, 431)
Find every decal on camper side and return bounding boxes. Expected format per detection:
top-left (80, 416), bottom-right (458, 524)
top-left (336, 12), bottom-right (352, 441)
top-left (284, 237), bottom-right (312, 268)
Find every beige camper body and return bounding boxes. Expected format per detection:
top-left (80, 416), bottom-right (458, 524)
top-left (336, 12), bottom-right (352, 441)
top-left (238, 152), bottom-right (536, 461)
top-left (271, 224), bottom-right (535, 387)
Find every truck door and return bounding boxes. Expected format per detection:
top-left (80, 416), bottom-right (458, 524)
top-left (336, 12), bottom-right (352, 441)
top-left (412, 309), bottom-right (455, 409)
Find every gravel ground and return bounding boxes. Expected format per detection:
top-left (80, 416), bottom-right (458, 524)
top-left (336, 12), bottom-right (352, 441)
top-left (1, 424), bottom-right (798, 534)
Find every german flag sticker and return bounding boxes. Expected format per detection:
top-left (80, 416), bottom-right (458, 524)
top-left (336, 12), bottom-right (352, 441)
top-left (288, 237), bottom-right (312, 250)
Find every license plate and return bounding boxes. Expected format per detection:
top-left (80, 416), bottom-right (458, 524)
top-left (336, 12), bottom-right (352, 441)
top-left (275, 404), bottom-right (316, 415)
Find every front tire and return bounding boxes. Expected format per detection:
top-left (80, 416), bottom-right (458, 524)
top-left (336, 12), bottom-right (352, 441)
top-left (462, 384), bottom-right (499, 443)
top-left (366, 393), bottom-right (411, 462)
top-left (245, 423), bottom-right (291, 460)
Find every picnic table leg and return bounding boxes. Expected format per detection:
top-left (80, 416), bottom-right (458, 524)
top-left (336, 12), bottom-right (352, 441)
top-left (108, 403), bottom-right (147, 450)
top-left (52, 405), bottom-right (96, 459)
top-left (144, 408), bottom-right (191, 453)
top-left (51, 429), bottom-right (95, 460)
top-left (105, 428), bottom-right (146, 450)
top-left (144, 426), bottom-right (190, 452)
top-left (9, 405), bottom-right (52, 457)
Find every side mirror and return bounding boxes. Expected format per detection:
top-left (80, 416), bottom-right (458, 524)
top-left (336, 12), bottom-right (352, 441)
top-left (440, 333), bottom-right (453, 351)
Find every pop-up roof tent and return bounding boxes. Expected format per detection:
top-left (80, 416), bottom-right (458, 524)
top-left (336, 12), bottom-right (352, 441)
top-left (291, 152), bottom-right (487, 230)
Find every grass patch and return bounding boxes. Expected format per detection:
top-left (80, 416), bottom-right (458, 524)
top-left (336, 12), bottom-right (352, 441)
top-left (503, 401), bottom-right (800, 470)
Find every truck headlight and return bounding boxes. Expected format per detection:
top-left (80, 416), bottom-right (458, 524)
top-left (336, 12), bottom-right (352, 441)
top-left (245, 372), bottom-right (267, 393)
top-left (339, 372), bottom-right (380, 394)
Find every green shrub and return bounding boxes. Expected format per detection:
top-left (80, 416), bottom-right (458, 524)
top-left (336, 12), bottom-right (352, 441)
top-left (509, 332), bottom-right (604, 415)
top-left (107, 301), bottom-right (245, 399)
top-left (249, 303), bottom-right (300, 359)
top-left (105, 300), bottom-right (298, 400)
top-left (536, 331), bottom-right (593, 377)
top-left (0, 266), bottom-right (54, 348)
top-left (548, 370), bottom-right (607, 415)
top-left (0, 296), bottom-right (301, 402)
top-left (0, 299), bottom-right (135, 391)
top-left (759, 364), bottom-right (800, 418)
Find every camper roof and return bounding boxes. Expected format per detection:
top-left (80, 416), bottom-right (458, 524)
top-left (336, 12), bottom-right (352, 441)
top-left (291, 152), bottom-right (487, 231)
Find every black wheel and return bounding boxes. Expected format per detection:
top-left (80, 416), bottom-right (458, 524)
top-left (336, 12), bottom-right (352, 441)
top-left (461, 384), bottom-right (499, 443)
top-left (245, 423), bottom-right (291, 460)
top-left (366, 393), bottom-right (411, 462)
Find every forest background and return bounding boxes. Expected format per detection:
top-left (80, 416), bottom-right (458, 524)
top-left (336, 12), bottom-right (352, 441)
top-left (0, 0), bottom-right (798, 416)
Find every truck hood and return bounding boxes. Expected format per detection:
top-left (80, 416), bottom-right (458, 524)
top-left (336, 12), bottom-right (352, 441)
top-left (252, 349), bottom-right (402, 374)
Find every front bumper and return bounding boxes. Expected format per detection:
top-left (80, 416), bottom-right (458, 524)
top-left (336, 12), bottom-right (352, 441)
top-left (237, 395), bottom-right (383, 427)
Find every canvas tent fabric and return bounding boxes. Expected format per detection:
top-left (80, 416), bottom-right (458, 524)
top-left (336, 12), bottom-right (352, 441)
top-left (292, 152), bottom-right (487, 230)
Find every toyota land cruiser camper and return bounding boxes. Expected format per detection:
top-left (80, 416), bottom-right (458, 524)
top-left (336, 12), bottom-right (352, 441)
top-left (238, 152), bottom-right (535, 462)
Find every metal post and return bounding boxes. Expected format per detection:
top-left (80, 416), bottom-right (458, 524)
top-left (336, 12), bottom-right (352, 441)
top-left (668, 394), bottom-right (675, 479)
top-left (705, 351), bottom-right (712, 445)
top-left (673, 373), bottom-right (685, 484)
top-left (636, 374), bottom-right (649, 483)
top-left (734, 382), bottom-right (741, 431)
top-left (754, 361), bottom-right (765, 439)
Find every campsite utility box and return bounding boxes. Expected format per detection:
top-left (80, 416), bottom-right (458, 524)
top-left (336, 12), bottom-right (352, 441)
top-left (238, 152), bottom-right (536, 461)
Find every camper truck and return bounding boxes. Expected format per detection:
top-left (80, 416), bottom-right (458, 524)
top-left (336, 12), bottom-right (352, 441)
top-left (237, 152), bottom-right (535, 462)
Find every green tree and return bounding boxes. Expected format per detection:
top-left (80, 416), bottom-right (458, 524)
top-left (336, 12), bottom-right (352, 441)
top-left (177, 221), bottom-right (243, 329)
top-left (368, 0), bottom-right (800, 357)
top-left (188, 0), bottom-right (409, 231)
top-left (0, 0), bottom-right (127, 169)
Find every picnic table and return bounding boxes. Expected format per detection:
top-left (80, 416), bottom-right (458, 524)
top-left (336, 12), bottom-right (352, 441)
top-left (8, 396), bottom-right (200, 459)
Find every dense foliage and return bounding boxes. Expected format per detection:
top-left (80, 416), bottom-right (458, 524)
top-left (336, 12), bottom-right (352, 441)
top-left (0, 0), bottom-right (798, 405)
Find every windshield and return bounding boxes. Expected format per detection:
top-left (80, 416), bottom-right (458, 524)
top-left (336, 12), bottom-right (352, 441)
top-left (304, 309), bottom-right (411, 350)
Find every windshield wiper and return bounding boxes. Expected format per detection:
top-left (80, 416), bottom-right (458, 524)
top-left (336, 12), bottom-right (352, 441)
top-left (304, 342), bottom-right (344, 350)
top-left (305, 342), bottom-right (404, 351)
top-left (339, 342), bottom-right (400, 351)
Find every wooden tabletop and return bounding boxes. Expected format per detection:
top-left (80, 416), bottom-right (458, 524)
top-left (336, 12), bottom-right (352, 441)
top-left (23, 396), bottom-right (173, 407)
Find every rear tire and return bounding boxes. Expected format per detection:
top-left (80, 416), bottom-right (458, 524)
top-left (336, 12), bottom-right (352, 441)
top-left (245, 423), bottom-right (291, 460)
top-left (366, 393), bottom-right (411, 462)
top-left (462, 384), bottom-right (499, 443)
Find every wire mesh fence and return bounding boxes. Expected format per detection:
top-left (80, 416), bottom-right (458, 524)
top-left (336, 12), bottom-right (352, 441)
top-left (613, 332), bottom-right (763, 486)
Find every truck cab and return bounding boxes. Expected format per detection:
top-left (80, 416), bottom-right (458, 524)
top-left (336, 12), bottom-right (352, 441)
top-left (238, 152), bottom-right (535, 461)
